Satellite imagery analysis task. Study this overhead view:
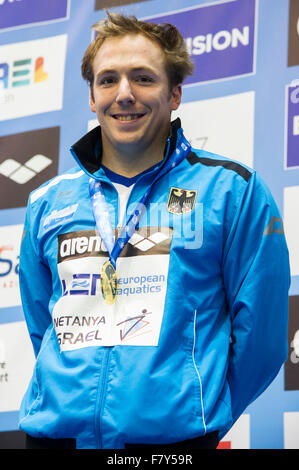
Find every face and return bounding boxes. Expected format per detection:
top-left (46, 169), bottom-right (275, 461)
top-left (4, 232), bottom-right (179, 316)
top-left (89, 34), bottom-right (182, 158)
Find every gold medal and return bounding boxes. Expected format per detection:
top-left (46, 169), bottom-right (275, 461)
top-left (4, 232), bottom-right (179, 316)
top-left (101, 260), bottom-right (118, 304)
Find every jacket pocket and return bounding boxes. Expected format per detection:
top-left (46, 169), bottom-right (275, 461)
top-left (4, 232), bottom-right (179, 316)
top-left (21, 324), bottom-right (55, 419)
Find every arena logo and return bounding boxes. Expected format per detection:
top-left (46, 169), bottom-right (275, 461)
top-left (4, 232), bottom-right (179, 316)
top-left (58, 227), bottom-right (173, 264)
top-left (58, 230), bottom-right (168, 257)
top-left (0, 0), bottom-right (69, 31)
top-left (0, 35), bottom-right (67, 120)
top-left (59, 232), bottom-right (112, 261)
top-left (284, 296), bottom-right (299, 390)
top-left (288, 0), bottom-right (299, 67)
top-left (0, 154), bottom-right (52, 185)
top-left (0, 127), bottom-right (59, 209)
top-left (143, 0), bottom-right (257, 85)
top-left (290, 331), bottom-right (299, 364)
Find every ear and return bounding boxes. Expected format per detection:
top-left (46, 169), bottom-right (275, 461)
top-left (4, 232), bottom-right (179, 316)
top-left (170, 84), bottom-right (182, 111)
top-left (89, 86), bottom-right (96, 113)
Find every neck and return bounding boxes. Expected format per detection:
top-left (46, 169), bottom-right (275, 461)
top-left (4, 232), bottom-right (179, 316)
top-left (101, 139), bottom-right (167, 178)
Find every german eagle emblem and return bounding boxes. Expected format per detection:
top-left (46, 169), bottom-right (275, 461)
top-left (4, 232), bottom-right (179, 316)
top-left (167, 187), bottom-right (197, 215)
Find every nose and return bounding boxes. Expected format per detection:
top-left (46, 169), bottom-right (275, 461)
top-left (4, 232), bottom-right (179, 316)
top-left (115, 77), bottom-right (136, 106)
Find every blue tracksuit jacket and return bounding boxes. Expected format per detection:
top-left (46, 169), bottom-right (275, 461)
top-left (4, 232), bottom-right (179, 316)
top-left (18, 119), bottom-right (290, 449)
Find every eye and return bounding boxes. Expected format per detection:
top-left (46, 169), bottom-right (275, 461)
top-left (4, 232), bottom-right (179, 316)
top-left (135, 75), bottom-right (154, 84)
top-left (97, 76), bottom-right (117, 86)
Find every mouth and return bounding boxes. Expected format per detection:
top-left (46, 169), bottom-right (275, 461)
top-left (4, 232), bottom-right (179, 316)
top-left (112, 113), bottom-right (146, 121)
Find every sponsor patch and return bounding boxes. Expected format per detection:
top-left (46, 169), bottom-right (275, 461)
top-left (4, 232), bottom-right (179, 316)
top-left (0, 127), bottom-right (59, 209)
top-left (143, 0), bottom-right (256, 86)
top-left (172, 91), bottom-right (255, 167)
top-left (284, 295), bottom-right (299, 391)
top-left (94, 0), bottom-right (151, 9)
top-left (0, 35), bottom-right (67, 120)
top-left (57, 227), bottom-right (172, 263)
top-left (285, 82), bottom-right (299, 169)
top-left (288, 0), bottom-right (299, 67)
top-left (0, 0), bottom-right (69, 31)
top-left (0, 225), bottom-right (23, 308)
top-left (54, 227), bottom-right (173, 351)
top-left (43, 204), bottom-right (79, 229)
top-left (0, 321), bottom-right (35, 412)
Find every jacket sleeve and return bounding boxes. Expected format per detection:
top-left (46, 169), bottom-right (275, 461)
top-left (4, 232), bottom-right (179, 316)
top-left (19, 198), bottom-right (53, 358)
top-left (221, 171), bottom-right (290, 437)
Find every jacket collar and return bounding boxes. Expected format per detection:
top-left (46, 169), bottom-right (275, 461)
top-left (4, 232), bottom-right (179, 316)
top-left (70, 118), bottom-right (182, 176)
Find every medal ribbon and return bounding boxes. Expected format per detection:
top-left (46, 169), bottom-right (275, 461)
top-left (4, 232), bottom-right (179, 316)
top-left (89, 128), bottom-right (191, 268)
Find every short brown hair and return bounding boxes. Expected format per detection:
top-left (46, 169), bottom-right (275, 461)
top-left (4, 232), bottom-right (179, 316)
top-left (81, 11), bottom-right (194, 90)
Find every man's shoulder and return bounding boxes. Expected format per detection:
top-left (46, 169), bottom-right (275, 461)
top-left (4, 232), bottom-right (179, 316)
top-left (186, 147), bottom-right (254, 183)
top-left (29, 166), bottom-right (85, 206)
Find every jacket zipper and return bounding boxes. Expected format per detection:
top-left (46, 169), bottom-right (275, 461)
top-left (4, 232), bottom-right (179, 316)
top-left (72, 139), bottom-right (172, 448)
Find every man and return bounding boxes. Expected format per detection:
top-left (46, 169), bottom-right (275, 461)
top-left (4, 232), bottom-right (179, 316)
top-left (19, 12), bottom-right (290, 449)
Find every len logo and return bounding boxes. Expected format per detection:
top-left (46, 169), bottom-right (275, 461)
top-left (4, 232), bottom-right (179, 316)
top-left (167, 187), bottom-right (197, 215)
